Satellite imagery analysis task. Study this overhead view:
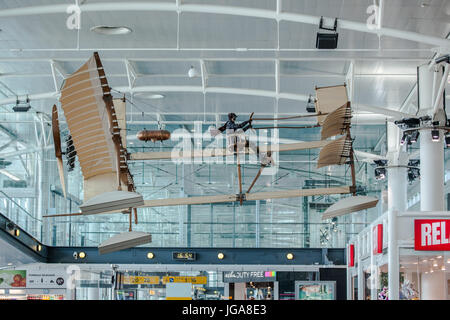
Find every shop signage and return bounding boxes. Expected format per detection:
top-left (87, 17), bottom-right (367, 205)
top-left (162, 276), bottom-right (207, 284)
top-left (123, 276), bottom-right (160, 285)
top-left (222, 271), bottom-right (277, 283)
top-left (372, 224), bottom-right (383, 255)
top-left (0, 270), bottom-right (26, 288)
top-left (26, 272), bottom-right (66, 289)
top-left (348, 244), bottom-right (355, 267)
top-left (172, 252), bottom-right (196, 261)
top-left (415, 219), bottom-right (450, 251)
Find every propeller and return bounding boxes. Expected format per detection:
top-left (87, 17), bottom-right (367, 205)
top-left (52, 105), bottom-right (67, 198)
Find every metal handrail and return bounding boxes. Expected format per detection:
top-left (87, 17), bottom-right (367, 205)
top-left (0, 190), bottom-right (42, 222)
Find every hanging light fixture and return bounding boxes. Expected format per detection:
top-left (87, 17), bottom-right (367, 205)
top-left (410, 130), bottom-right (420, 143)
top-left (445, 135), bottom-right (450, 147)
top-left (431, 129), bottom-right (440, 142)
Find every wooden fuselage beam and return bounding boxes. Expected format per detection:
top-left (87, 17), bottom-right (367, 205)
top-left (141, 186), bottom-right (351, 209)
top-left (129, 140), bottom-right (329, 161)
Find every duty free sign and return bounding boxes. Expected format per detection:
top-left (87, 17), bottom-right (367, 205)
top-left (415, 219), bottom-right (450, 251)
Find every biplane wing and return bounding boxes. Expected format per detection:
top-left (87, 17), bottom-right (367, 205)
top-left (43, 186), bottom-right (353, 217)
top-left (57, 53), bottom-right (140, 227)
top-left (315, 84), bottom-right (349, 126)
top-left (59, 52), bottom-right (136, 200)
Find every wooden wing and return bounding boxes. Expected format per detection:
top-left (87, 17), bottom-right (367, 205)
top-left (321, 196), bottom-right (379, 220)
top-left (59, 52), bottom-right (134, 201)
top-left (321, 102), bottom-right (352, 140)
top-left (315, 84), bottom-right (349, 125)
top-left (317, 135), bottom-right (352, 169)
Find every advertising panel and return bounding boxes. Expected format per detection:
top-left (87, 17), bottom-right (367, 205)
top-left (295, 281), bottom-right (336, 300)
top-left (415, 219), bottom-right (450, 251)
top-left (0, 270), bottom-right (26, 288)
top-left (348, 244), bottom-right (355, 267)
top-left (373, 224), bottom-right (383, 255)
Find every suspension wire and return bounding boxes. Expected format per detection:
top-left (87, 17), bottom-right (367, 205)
top-left (144, 162), bottom-right (226, 195)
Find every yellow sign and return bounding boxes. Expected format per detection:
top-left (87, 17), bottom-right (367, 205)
top-left (162, 276), bottom-right (207, 284)
top-left (123, 276), bottom-right (160, 285)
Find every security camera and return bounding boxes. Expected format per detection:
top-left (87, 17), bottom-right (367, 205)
top-left (73, 252), bottom-right (78, 259)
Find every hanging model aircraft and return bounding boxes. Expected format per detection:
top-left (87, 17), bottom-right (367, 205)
top-left (48, 53), bottom-right (146, 247)
top-left (44, 53), bottom-right (378, 226)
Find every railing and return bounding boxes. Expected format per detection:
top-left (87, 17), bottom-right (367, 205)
top-left (0, 190), bottom-right (42, 241)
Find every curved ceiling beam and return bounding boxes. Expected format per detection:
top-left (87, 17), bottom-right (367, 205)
top-left (0, 3), bottom-right (448, 49)
top-left (0, 85), bottom-right (414, 120)
top-left (119, 85), bottom-right (310, 101)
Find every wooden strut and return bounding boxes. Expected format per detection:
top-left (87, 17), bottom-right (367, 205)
top-left (253, 125), bottom-right (321, 130)
top-left (252, 113), bottom-right (328, 121)
top-left (246, 165), bottom-right (266, 194)
top-left (94, 52), bottom-right (127, 192)
top-left (347, 126), bottom-right (357, 196)
top-left (235, 144), bottom-right (243, 205)
top-left (129, 212), bottom-right (132, 231)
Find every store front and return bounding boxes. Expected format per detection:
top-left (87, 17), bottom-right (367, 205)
top-left (347, 211), bottom-right (450, 300)
top-left (223, 271), bottom-right (278, 300)
top-left (0, 267), bottom-right (67, 300)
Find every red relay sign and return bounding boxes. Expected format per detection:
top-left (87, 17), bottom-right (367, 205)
top-left (415, 219), bottom-right (450, 251)
top-left (372, 224), bottom-right (383, 255)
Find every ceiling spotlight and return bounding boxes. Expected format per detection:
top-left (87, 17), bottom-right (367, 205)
top-left (394, 118), bottom-right (421, 130)
top-left (147, 252), bottom-right (154, 259)
top-left (431, 129), bottom-right (440, 142)
top-left (188, 66), bottom-right (199, 78)
top-left (13, 97), bottom-right (31, 112)
top-left (410, 131), bottom-right (420, 143)
top-left (90, 25), bottom-right (133, 35)
top-left (286, 253), bottom-right (294, 260)
top-left (400, 132), bottom-right (409, 146)
top-left (375, 168), bottom-right (386, 180)
top-left (316, 17), bottom-right (339, 49)
top-left (445, 136), bottom-right (450, 147)
top-left (217, 253), bottom-right (225, 260)
top-left (37, 244), bottom-right (42, 252)
top-left (373, 160), bottom-right (388, 167)
top-left (78, 252), bottom-right (86, 259)
top-left (13, 229), bottom-right (20, 237)
top-left (306, 95), bottom-right (316, 113)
